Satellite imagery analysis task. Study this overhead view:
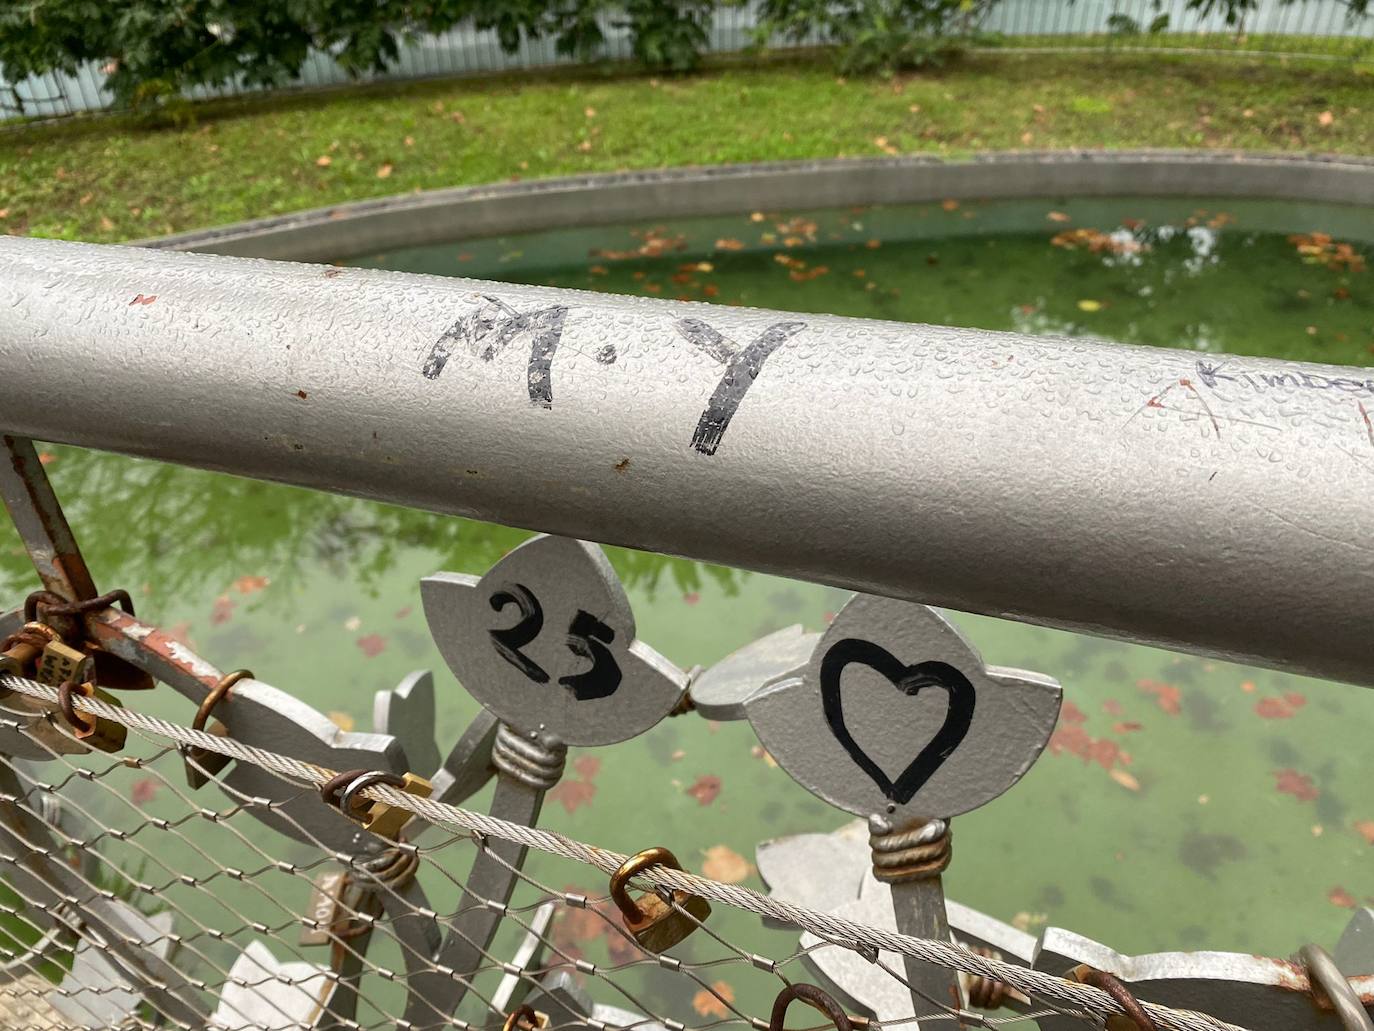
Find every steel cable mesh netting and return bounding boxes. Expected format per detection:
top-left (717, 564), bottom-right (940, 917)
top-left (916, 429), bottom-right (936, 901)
top-left (0, 683), bottom-right (1254, 1031)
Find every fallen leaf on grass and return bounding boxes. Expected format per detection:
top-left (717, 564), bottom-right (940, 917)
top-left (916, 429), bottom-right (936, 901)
top-left (315, 155), bottom-right (332, 167)
top-left (1318, 110), bottom-right (1334, 127)
top-left (376, 163), bottom-right (393, 179)
top-left (691, 981), bottom-right (735, 1019)
top-left (1076, 299), bottom-right (1102, 312)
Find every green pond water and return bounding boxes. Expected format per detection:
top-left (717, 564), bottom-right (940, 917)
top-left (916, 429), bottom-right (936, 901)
top-left (3, 196), bottom-right (1372, 1021)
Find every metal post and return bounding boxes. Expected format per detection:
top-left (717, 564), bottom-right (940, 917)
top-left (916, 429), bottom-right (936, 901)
top-left (1, 237), bottom-right (1372, 687)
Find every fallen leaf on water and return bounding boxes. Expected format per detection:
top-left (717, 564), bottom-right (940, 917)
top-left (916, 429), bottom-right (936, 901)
top-left (1112, 721), bottom-right (1143, 734)
top-left (233, 575), bottom-right (270, 594)
top-left (328, 711), bottom-right (355, 732)
top-left (686, 774), bottom-right (721, 806)
top-left (574, 755), bottom-right (602, 782)
top-left (750, 212), bottom-right (766, 222)
top-left (548, 779), bottom-right (596, 814)
top-left (1109, 768), bottom-right (1141, 792)
top-left (1137, 678), bottom-right (1182, 716)
top-left (37, 452), bottom-right (56, 465)
top-left (1355, 820), bottom-right (1374, 845)
top-left (1076, 299), bottom-right (1102, 312)
top-left (1047, 211), bottom-right (1071, 222)
top-left (941, 199), bottom-right (959, 211)
top-left (357, 633), bottom-right (387, 657)
top-left (376, 163), bottom-right (393, 179)
top-left (1060, 700), bottom-right (1088, 724)
top-left (131, 778), bottom-right (160, 805)
top-left (1329, 886), bottom-right (1357, 908)
top-left (714, 238), bottom-right (744, 251)
top-left (1318, 110), bottom-right (1334, 127)
top-left (553, 894), bottom-right (606, 947)
top-left (344, 615), bottom-right (362, 632)
top-left (691, 981), bottom-right (735, 1019)
top-left (1275, 768), bottom-right (1319, 802)
top-left (1255, 695), bottom-right (1303, 719)
top-left (211, 595), bottom-right (234, 625)
top-left (750, 744), bottom-right (778, 768)
top-left (315, 155), bottom-right (332, 167)
top-left (683, 592), bottom-right (700, 605)
top-left (701, 844), bottom-right (752, 883)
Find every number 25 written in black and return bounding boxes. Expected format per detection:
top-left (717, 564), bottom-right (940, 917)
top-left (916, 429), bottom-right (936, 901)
top-left (488, 583), bottom-right (622, 700)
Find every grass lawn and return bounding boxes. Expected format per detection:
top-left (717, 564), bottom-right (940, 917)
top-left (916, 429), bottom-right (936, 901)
top-left (0, 51), bottom-right (1370, 243)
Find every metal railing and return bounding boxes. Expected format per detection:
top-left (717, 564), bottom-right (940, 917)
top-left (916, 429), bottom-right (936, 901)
top-left (2, 0), bottom-right (1371, 123)
top-left (1, 235), bottom-right (1371, 688)
top-left (0, 235), bottom-right (1371, 1029)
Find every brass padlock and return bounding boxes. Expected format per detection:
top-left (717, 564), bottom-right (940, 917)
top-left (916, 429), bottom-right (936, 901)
top-left (609, 847), bottom-right (711, 953)
top-left (58, 681), bottom-right (127, 754)
top-left (36, 640), bottom-right (91, 688)
top-left (183, 670), bottom-right (251, 789)
top-left (337, 771), bottom-right (432, 840)
top-left (0, 622), bottom-right (62, 681)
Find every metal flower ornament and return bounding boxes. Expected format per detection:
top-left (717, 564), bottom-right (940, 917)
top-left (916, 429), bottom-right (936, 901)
top-left (747, 594), bottom-right (1062, 823)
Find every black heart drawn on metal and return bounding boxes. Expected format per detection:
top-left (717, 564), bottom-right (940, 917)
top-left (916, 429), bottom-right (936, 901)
top-left (819, 638), bottom-right (976, 805)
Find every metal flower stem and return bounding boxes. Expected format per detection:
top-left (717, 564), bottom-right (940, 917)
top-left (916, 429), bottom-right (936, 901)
top-left (401, 724), bottom-right (564, 1029)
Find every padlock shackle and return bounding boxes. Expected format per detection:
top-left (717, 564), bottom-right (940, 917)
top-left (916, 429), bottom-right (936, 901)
top-left (769, 983), bottom-right (853, 1031)
top-left (609, 847), bottom-right (683, 922)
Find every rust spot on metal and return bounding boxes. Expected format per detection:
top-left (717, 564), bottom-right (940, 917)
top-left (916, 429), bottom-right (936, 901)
top-left (87, 609), bottom-right (221, 701)
top-left (295, 389), bottom-right (308, 400)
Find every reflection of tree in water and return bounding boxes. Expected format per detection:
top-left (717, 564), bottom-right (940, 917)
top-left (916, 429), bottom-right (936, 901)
top-left (0, 447), bottom-right (742, 608)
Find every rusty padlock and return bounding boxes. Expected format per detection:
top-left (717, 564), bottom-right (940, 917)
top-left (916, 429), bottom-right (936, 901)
top-left (609, 847), bottom-right (711, 953)
top-left (57, 681), bottom-right (127, 754)
top-left (502, 1005), bottom-right (550, 1031)
top-left (183, 670), bottom-right (252, 789)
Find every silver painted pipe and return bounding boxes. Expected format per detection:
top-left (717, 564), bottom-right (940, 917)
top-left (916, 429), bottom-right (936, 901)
top-left (1, 237), bottom-right (1371, 686)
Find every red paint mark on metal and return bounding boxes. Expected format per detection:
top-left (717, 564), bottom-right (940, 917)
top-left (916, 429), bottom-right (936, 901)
top-left (128, 294), bottom-right (157, 305)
